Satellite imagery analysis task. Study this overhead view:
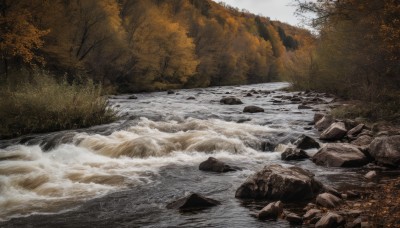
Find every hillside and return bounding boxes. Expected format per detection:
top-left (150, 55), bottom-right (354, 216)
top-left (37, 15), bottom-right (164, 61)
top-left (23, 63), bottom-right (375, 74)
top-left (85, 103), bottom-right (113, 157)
top-left (0, 0), bottom-right (314, 92)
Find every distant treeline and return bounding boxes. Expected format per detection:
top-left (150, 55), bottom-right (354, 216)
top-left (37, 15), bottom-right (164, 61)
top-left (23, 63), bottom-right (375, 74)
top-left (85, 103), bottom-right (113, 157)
top-left (0, 0), bottom-right (313, 92)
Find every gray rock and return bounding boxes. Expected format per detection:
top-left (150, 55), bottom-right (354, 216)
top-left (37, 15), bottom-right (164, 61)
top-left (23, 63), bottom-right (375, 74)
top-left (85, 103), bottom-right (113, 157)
top-left (351, 135), bottom-right (373, 146)
top-left (347, 124), bottom-right (365, 137)
top-left (235, 164), bottom-right (323, 201)
top-left (320, 122), bottom-right (347, 140)
top-left (314, 113), bottom-right (325, 123)
top-left (167, 90), bottom-right (174, 95)
top-left (128, 95), bottom-right (138, 99)
top-left (220, 96), bottom-right (243, 105)
top-left (315, 212), bottom-right (345, 228)
top-left (199, 157), bottom-right (240, 173)
top-left (166, 193), bottom-right (220, 210)
top-left (315, 115), bottom-right (334, 131)
top-left (294, 135), bottom-right (320, 149)
top-left (299, 105), bottom-right (312, 109)
top-left (285, 212), bottom-right (303, 225)
top-left (281, 148), bottom-right (309, 161)
top-left (312, 143), bottom-right (369, 167)
top-left (187, 97), bottom-right (196, 100)
top-left (303, 209), bottom-right (322, 220)
top-left (364, 171), bottom-right (377, 179)
top-left (316, 193), bottom-right (342, 208)
top-left (369, 136), bottom-right (400, 167)
top-left (257, 201), bottom-right (283, 220)
top-left (243, 106), bottom-right (264, 113)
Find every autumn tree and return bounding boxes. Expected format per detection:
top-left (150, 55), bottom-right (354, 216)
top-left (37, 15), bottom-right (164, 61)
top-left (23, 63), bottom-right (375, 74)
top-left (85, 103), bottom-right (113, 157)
top-left (0, 0), bottom-right (48, 79)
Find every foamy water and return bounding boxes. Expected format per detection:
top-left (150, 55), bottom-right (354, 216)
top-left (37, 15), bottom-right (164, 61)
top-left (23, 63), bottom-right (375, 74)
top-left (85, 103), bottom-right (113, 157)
top-left (1, 82), bottom-right (362, 227)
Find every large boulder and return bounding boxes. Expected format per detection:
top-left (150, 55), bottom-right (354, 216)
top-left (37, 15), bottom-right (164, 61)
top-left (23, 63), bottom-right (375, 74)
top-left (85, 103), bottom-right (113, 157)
top-left (281, 148), bottom-right (309, 161)
top-left (166, 193), bottom-right (220, 211)
top-left (243, 106), bottom-right (264, 113)
top-left (316, 193), bottom-right (342, 208)
top-left (315, 115), bottom-right (334, 131)
top-left (369, 136), bottom-right (400, 167)
top-left (315, 212), bottom-right (345, 228)
top-left (199, 157), bottom-right (239, 172)
top-left (235, 164), bottom-right (323, 201)
top-left (257, 201), bottom-right (283, 220)
top-left (220, 96), bottom-right (243, 105)
top-left (320, 122), bottom-right (347, 140)
top-left (312, 143), bottom-right (369, 167)
top-left (294, 135), bottom-right (320, 150)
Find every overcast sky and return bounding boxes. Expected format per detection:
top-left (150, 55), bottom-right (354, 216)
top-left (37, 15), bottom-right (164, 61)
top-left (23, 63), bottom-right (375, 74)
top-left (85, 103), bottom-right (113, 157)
top-left (213, 0), bottom-right (309, 28)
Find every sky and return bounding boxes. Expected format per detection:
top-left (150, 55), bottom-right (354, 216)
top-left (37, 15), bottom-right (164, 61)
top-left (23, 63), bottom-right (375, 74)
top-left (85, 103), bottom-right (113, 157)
top-left (213, 0), bottom-right (309, 28)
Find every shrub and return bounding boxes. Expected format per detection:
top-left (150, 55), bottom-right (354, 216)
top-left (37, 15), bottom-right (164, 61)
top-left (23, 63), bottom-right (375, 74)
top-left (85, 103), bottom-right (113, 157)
top-left (0, 72), bottom-right (115, 139)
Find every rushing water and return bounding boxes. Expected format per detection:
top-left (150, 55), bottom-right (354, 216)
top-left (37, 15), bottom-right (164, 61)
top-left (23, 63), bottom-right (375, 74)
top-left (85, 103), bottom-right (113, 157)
top-left (0, 82), bottom-right (367, 227)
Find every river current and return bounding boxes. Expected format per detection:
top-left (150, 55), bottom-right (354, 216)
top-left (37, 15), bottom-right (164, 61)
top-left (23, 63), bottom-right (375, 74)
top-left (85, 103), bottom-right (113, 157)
top-left (0, 82), bottom-right (366, 227)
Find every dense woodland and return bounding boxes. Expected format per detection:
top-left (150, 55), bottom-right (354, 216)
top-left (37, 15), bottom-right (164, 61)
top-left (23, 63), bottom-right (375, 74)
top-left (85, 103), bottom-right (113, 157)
top-left (0, 0), bottom-right (312, 92)
top-left (292, 0), bottom-right (400, 120)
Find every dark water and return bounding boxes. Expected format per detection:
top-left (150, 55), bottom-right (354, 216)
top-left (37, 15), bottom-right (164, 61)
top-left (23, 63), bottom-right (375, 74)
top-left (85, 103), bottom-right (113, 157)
top-left (0, 82), bottom-right (369, 227)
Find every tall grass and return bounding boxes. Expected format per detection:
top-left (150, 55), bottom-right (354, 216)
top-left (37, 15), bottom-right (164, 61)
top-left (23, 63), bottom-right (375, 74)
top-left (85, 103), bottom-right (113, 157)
top-left (0, 72), bottom-right (115, 139)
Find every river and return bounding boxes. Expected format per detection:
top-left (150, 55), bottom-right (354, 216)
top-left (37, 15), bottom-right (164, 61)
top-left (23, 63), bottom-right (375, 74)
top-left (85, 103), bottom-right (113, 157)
top-left (0, 82), bottom-right (367, 227)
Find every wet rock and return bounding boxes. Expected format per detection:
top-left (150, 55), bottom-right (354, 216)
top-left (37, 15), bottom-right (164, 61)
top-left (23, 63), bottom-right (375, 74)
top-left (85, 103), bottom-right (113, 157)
top-left (314, 113), bottom-right (325, 123)
top-left (199, 157), bottom-right (240, 173)
top-left (323, 185), bottom-right (342, 198)
top-left (235, 164), bottom-right (323, 201)
top-left (316, 193), bottom-right (342, 208)
top-left (347, 124), bottom-right (365, 137)
top-left (220, 96), bottom-right (243, 105)
top-left (243, 106), bottom-right (264, 113)
top-left (351, 135), bottom-right (373, 146)
top-left (245, 93), bottom-right (253, 97)
top-left (304, 127), bottom-right (313, 130)
top-left (272, 99), bottom-right (282, 104)
top-left (167, 90), bottom-right (174, 95)
top-left (40, 132), bottom-right (77, 151)
top-left (348, 217), bottom-right (362, 228)
top-left (128, 95), bottom-right (138, 99)
top-left (186, 97), bottom-right (196, 100)
top-left (261, 142), bottom-right (275, 151)
top-left (369, 135), bottom-right (400, 167)
top-left (281, 148), bottom-right (309, 161)
top-left (304, 209), bottom-right (322, 221)
top-left (257, 201), bottom-right (283, 220)
top-left (166, 193), bottom-right (220, 211)
top-left (298, 105), bottom-right (312, 109)
top-left (285, 212), bottom-right (303, 225)
top-left (364, 171), bottom-right (377, 179)
top-left (294, 135), bottom-right (320, 150)
top-left (291, 97), bottom-right (302, 102)
top-left (358, 129), bottom-right (373, 137)
top-left (315, 212), bottom-right (345, 228)
top-left (312, 143), bottom-right (369, 167)
top-left (315, 115), bottom-right (334, 131)
top-left (320, 122), bottom-right (347, 140)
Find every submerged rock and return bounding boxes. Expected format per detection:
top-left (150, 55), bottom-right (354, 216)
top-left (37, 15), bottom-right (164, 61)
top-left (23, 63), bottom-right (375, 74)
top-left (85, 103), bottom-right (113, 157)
top-left (166, 193), bottom-right (220, 211)
top-left (199, 157), bottom-right (240, 173)
top-left (167, 90), bottom-right (174, 95)
top-left (220, 96), bottom-right (243, 105)
top-left (320, 122), bottom-right (347, 140)
top-left (281, 148), bottom-right (309, 161)
top-left (369, 135), bottom-right (400, 167)
top-left (128, 95), bottom-right (138, 99)
top-left (40, 132), bottom-right (77, 151)
top-left (294, 135), bottom-right (320, 149)
top-left (235, 164), bottom-right (323, 201)
top-left (243, 105), bottom-right (264, 113)
top-left (257, 201), bottom-right (283, 220)
top-left (186, 96), bottom-right (196, 100)
top-left (312, 143), bottom-right (369, 167)
top-left (298, 105), bottom-right (312, 109)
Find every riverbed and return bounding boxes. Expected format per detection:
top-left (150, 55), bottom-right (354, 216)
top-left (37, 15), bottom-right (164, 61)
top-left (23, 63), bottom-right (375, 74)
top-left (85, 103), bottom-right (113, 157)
top-left (0, 82), bottom-right (368, 227)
